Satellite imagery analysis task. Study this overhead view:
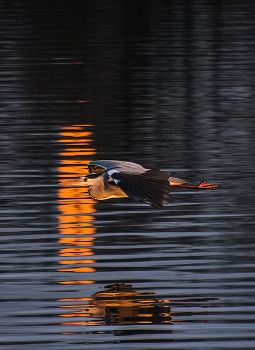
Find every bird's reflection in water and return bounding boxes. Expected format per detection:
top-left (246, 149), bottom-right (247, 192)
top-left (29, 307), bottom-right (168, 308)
top-left (60, 283), bottom-right (218, 336)
top-left (90, 283), bottom-right (171, 327)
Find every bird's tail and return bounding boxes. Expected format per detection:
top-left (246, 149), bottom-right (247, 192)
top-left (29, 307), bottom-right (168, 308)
top-left (168, 177), bottom-right (189, 186)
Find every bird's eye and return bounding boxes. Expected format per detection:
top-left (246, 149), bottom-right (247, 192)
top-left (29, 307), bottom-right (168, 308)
top-left (79, 177), bottom-right (87, 182)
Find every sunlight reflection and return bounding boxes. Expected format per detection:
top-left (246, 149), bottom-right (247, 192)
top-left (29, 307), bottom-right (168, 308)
top-left (57, 124), bottom-right (96, 285)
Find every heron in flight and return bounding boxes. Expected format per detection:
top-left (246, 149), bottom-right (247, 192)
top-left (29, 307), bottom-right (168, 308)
top-left (76, 160), bottom-right (218, 208)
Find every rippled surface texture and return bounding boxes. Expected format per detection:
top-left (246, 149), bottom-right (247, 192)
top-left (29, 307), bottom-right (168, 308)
top-left (1, 2), bottom-right (255, 349)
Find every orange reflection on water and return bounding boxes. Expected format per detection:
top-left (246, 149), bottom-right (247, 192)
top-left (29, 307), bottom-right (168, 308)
top-left (58, 267), bottom-right (96, 272)
top-left (58, 124), bottom-right (96, 284)
top-left (61, 150), bottom-right (95, 156)
top-left (59, 280), bottom-right (95, 284)
top-left (59, 248), bottom-right (93, 256)
top-left (58, 236), bottom-right (95, 245)
top-left (58, 139), bottom-right (93, 144)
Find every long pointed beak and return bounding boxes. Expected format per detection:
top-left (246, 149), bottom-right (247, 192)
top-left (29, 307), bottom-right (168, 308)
top-left (60, 177), bottom-right (83, 186)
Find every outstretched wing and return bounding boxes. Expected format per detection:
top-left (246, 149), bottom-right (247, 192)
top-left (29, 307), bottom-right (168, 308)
top-left (111, 169), bottom-right (171, 208)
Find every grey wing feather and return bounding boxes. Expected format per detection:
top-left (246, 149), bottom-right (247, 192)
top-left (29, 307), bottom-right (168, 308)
top-left (87, 160), bottom-right (146, 174)
top-left (112, 169), bottom-right (171, 208)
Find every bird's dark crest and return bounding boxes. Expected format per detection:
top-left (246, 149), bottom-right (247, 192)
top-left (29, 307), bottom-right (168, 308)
top-left (85, 173), bottom-right (102, 179)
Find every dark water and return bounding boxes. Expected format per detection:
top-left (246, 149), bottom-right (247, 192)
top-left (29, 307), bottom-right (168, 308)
top-left (1, 2), bottom-right (255, 349)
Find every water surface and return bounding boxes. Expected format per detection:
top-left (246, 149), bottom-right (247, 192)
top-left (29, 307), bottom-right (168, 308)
top-left (1, 2), bottom-right (255, 349)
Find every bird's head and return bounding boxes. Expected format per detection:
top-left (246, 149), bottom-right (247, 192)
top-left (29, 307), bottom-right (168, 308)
top-left (76, 173), bottom-right (100, 187)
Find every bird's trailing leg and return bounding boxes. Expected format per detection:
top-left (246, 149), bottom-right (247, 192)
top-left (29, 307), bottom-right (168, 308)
top-left (195, 180), bottom-right (218, 189)
top-left (170, 180), bottom-right (218, 190)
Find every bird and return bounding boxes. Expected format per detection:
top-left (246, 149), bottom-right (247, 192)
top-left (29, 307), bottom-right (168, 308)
top-left (75, 160), bottom-right (218, 208)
